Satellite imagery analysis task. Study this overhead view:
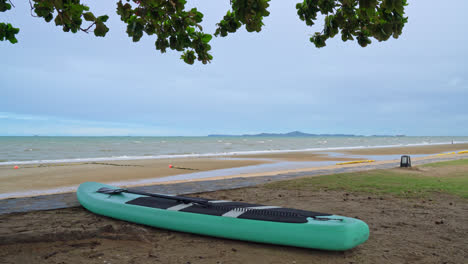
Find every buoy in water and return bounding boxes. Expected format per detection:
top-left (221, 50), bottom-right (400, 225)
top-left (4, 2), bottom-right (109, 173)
top-left (14, 166), bottom-right (19, 169)
top-left (169, 164), bottom-right (173, 168)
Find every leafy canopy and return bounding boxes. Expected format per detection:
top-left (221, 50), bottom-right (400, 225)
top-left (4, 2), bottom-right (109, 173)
top-left (1, 0), bottom-right (408, 64)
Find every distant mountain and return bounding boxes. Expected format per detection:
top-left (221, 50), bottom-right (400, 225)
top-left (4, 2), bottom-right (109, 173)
top-left (208, 131), bottom-right (361, 137)
top-left (370, 134), bottom-right (406, 137)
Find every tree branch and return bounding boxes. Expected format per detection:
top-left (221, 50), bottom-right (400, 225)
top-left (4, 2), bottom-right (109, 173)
top-left (28, 0), bottom-right (38, 17)
top-left (80, 22), bottom-right (96, 33)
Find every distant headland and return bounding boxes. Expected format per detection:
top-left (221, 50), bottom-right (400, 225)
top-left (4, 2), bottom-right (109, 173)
top-left (207, 131), bottom-right (405, 137)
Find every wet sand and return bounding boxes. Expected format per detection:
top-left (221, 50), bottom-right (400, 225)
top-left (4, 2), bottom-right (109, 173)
top-left (229, 152), bottom-right (365, 161)
top-left (0, 158), bottom-right (267, 195)
top-left (1, 143), bottom-right (467, 198)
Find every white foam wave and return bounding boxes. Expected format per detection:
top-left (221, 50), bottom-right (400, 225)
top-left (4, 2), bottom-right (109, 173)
top-left (1, 140), bottom-right (466, 166)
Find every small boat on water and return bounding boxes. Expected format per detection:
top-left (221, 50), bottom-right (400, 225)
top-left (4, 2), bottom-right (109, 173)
top-left (77, 182), bottom-right (369, 250)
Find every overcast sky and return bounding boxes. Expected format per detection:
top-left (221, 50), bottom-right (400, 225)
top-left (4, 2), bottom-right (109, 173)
top-left (1, 0), bottom-right (467, 136)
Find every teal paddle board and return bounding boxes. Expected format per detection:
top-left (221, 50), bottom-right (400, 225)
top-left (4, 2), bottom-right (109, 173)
top-left (77, 182), bottom-right (369, 250)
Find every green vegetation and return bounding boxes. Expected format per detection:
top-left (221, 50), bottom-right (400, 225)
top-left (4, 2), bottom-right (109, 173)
top-left (422, 159), bottom-right (468, 168)
top-left (1, 0), bottom-right (408, 64)
top-left (266, 159), bottom-right (468, 199)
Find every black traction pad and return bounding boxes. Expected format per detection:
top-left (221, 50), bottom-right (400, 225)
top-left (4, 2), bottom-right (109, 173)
top-left (126, 196), bottom-right (331, 223)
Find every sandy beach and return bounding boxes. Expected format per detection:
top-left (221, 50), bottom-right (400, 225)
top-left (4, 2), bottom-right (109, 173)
top-left (1, 158), bottom-right (467, 263)
top-left (1, 143), bottom-right (467, 198)
top-left (0, 144), bottom-right (467, 264)
top-left (0, 158), bottom-right (267, 195)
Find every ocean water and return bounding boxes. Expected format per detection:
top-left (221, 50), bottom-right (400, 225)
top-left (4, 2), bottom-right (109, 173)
top-left (0, 136), bottom-right (467, 165)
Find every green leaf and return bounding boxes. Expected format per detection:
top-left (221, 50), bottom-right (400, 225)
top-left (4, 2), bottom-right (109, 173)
top-left (0, 22), bottom-right (20, 44)
top-left (8, 36), bottom-right (17, 44)
top-left (97, 15), bottom-right (109, 23)
top-left (94, 22), bottom-right (109, 37)
top-left (201, 34), bottom-right (212, 43)
top-left (83, 12), bottom-right (96, 22)
top-left (45, 13), bottom-right (54, 23)
top-left (181, 50), bottom-right (195, 64)
top-left (311, 33), bottom-right (327, 48)
top-left (0, 2), bottom-right (11, 12)
top-left (187, 27), bottom-right (195, 34)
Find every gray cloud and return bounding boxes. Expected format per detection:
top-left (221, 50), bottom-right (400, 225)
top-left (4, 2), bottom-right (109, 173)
top-left (1, 0), bottom-right (467, 136)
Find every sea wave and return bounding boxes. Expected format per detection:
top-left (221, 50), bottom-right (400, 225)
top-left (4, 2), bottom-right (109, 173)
top-left (1, 140), bottom-right (466, 166)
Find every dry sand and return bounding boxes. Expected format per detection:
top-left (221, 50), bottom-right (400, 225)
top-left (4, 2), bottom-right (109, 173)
top-left (0, 158), bottom-right (267, 194)
top-left (1, 186), bottom-right (466, 263)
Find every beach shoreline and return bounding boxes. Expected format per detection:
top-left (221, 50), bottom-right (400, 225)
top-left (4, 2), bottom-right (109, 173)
top-left (1, 143), bottom-right (467, 199)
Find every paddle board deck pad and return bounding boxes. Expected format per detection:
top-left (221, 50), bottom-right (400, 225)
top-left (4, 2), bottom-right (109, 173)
top-left (77, 182), bottom-right (369, 250)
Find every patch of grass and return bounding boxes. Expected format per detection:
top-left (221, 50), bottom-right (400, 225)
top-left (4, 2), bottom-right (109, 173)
top-left (422, 158), bottom-right (468, 168)
top-left (265, 167), bottom-right (468, 199)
